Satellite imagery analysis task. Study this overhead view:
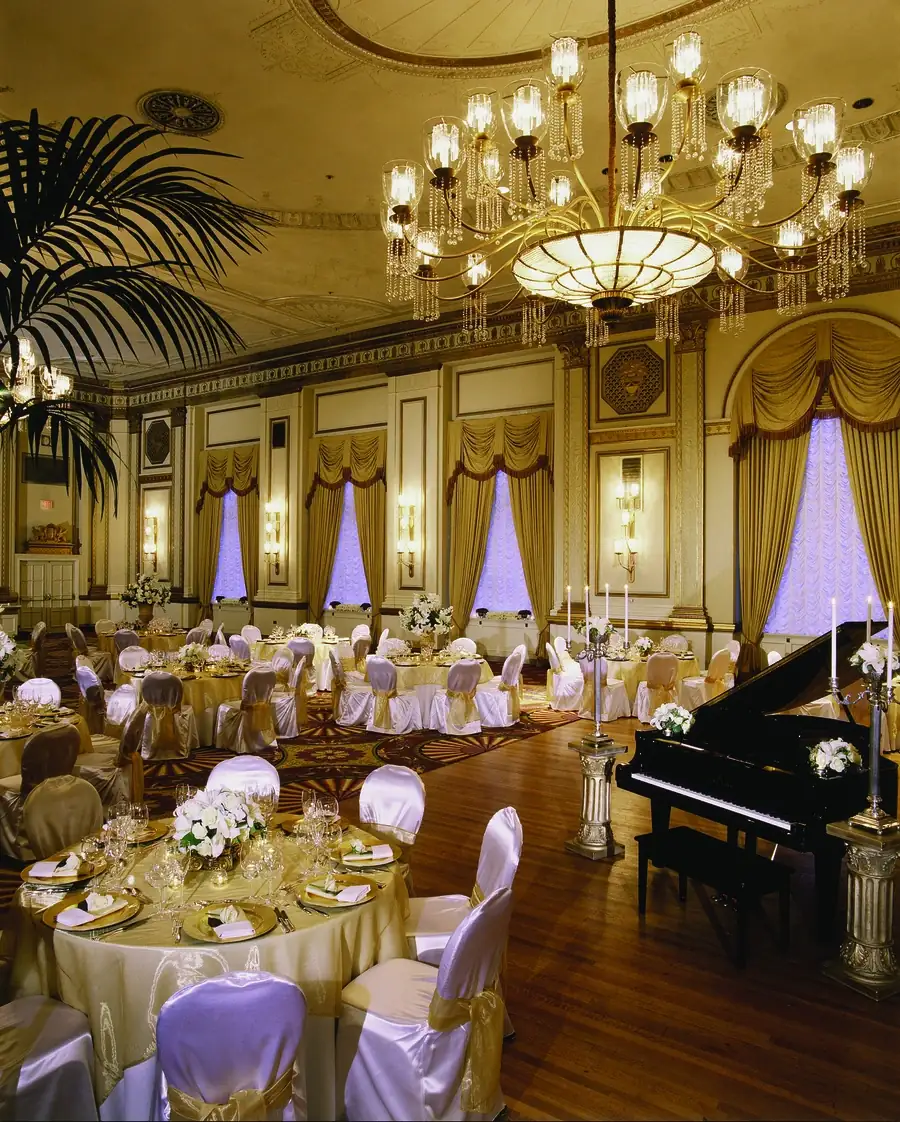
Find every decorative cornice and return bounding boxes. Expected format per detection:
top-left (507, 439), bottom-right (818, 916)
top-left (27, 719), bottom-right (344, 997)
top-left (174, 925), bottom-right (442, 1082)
top-left (704, 420), bottom-right (730, 436)
top-left (260, 207), bottom-right (381, 231)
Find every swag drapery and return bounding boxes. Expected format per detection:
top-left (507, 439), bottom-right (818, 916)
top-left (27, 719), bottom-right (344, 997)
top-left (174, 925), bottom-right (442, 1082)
top-left (195, 445), bottom-right (259, 616)
top-left (305, 431), bottom-right (386, 628)
top-left (731, 318), bottom-right (900, 671)
top-left (446, 411), bottom-right (553, 647)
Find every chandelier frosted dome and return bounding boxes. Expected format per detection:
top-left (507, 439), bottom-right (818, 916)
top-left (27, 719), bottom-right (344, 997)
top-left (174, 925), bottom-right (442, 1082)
top-left (380, 0), bottom-right (876, 348)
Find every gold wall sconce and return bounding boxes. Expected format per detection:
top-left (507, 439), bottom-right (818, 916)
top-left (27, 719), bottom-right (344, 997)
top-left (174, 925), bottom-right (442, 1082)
top-left (613, 457), bottom-right (641, 582)
top-left (264, 501), bottom-right (283, 575)
top-left (396, 493), bottom-right (417, 577)
top-left (143, 514), bottom-right (159, 572)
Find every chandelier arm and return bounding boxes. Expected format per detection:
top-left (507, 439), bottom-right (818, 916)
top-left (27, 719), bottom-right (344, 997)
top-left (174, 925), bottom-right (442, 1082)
top-left (418, 252), bottom-right (520, 290)
top-left (570, 163), bottom-right (606, 227)
top-left (607, 0), bottom-right (617, 227)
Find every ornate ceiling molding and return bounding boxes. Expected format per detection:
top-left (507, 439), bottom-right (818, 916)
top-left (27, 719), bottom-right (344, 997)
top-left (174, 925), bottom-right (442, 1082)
top-left (260, 207), bottom-right (381, 230)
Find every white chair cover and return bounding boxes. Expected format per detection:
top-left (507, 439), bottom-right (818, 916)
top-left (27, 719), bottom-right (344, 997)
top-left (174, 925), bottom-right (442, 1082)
top-left (545, 643), bottom-right (583, 712)
top-left (271, 646), bottom-right (295, 688)
top-left (352, 637), bottom-right (371, 674)
top-left (214, 668), bottom-right (277, 754)
top-left (367, 657), bottom-right (422, 735)
top-left (660, 634), bottom-right (689, 654)
top-left (553, 635), bottom-right (578, 672)
top-left (198, 617), bottom-right (214, 631)
top-left (376, 628), bottom-right (391, 655)
top-left (726, 639), bottom-right (741, 661)
top-left (303, 624), bottom-right (324, 642)
top-left (241, 625), bottom-right (263, 644)
top-left (273, 659), bottom-right (309, 739)
top-left (633, 652), bottom-right (679, 723)
top-left (447, 637), bottom-right (477, 655)
top-left (16, 678), bottom-right (61, 707)
top-left (74, 663), bottom-right (109, 736)
top-left (158, 972), bottom-right (306, 1122)
top-left (359, 765), bottom-right (426, 849)
top-left (215, 626), bottom-right (227, 646)
top-left (229, 635), bottom-right (251, 662)
top-left (475, 646), bottom-right (525, 728)
top-left (577, 655), bottom-right (630, 722)
top-left (185, 626), bottom-right (208, 645)
top-left (208, 643), bottom-right (230, 660)
top-left (139, 672), bottom-right (199, 760)
top-left (0, 726), bottom-right (81, 861)
top-left (0, 996), bottom-right (99, 1121)
top-left (207, 756), bottom-right (280, 800)
top-left (329, 650), bottom-right (373, 727)
top-left (95, 618), bottom-right (116, 637)
top-left (114, 629), bottom-right (140, 653)
top-left (680, 647), bottom-right (733, 711)
top-left (67, 623), bottom-right (112, 684)
top-left (768, 649), bottom-right (783, 665)
top-left (119, 645), bottom-right (151, 673)
top-left (350, 623), bottom-right (371, 645)
top-left (288, 638), bottom-right (317, 696)
top-left (427, 661), bottom-right (482, 736)
top-left (339, 887), bottom-right (513, 1122)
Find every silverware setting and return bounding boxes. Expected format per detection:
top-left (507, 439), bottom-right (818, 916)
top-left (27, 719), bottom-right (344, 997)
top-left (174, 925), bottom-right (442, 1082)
top-left (274, 907), bottom-right (295, 932)
top-left (172, 915), bottom-right (184, 942)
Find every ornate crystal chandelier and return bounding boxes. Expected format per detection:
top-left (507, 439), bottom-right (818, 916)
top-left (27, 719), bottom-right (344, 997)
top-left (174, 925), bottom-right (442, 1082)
top-left (380, 0), bottom-right (875, 348)
top-left (2, 337), bottom-right (72, 403)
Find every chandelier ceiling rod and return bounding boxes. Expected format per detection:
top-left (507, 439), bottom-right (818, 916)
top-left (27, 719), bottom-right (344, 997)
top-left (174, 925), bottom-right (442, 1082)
top-left (607, 0), bottom-right (617, 228)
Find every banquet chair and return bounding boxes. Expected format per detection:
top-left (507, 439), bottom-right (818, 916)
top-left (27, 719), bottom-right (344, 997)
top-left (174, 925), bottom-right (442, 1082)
top-left (16, 678), bottom-right (62, 707)
top-left (207, 755), bottom-right (280, 800)
top-left (199, 617), bottom-right (214, 634)
top-left (376, 627), bottom-right (391, 655)
top-left (476, 645), bottom-right (526, 727)
top-left (0, 724), bottom-right (81, 860)
top-left (214, 626), bottom-right (227, 646)
top-left (577, 654), bottom-right (630, 722)
top-left (22, 621), bottom-right (48, 680)
top-left (660, 634), bottom-right (689, 654)
top-left (680, 647), bottom-right (733, 710)
top-left (352, 636), bottom-right (371, 673)
top-left (270, 645), bottom-right (295, 688)
top-left (405, 806), bottom-right (522, 967)
top-left (95, 618), bottom-right (116, 639)
top-left (75, 663), bottom-right (110, 735)
top-left (726, 638), bottom-right (741, 662)
top-left (241, 624), bottom-right (263, 644)
top-left (447, 637), bottom-right (477, 656)
top-left (208, 643), bottom-right (230, 661)
top-left (273, 658), bottom-right (309, 738)
top-left (304, 623), bottom-right (324, 643)
top-left (338, 886), bottom-right (512, 1122)
top-left (114, 629), bottom-right (140, 654)
top-left (74, 705), bottom-right (145, 808)
top-left (0, 995), bottom-right (99, 1121)
top-left (359, 764), bottom-right (425, 891)
top-left (185, 626), bottom-right (209, 645)
top-left (633, 652), bottom-right (679, 723)
top-left (768, 649), bottom-right (783, 665)
top-left (215, 668), bottom-right (277, 754)
top-left (545, 642), bottom-right (583, 711)
top-left (553, 634), bottom-right (578, 671)
top-left (119, 644), bottom-right (151, 673)
top-left (350, 623), bottom-right (371, 646)
top-left (229, 635), bottom-right (252, 662)
top-left (288, 637), bottom-right (318, 695)
top-left (329, 650), bottom-right (374, 728)
top-left (367, 657), bottom-right (422, 735)
top-left (23, 775), bottom-right (103, 859)
top-left (139, 672), bottom-right (199, 760)
top-left (65, 623), bottom-right (113, 685)
top-left (428, 660), bottom-right (483, 735)
top-left (157, 972), bottom-right (307, 1122)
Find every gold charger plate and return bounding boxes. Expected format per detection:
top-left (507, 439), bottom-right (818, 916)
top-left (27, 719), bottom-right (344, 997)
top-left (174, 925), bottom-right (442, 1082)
top-left (130, 820), bottom-right (170, 845)
top-left (339, 841), bottom-right (400, 869)
top-left (392, 660), bottom-right (417, 667)
top-left (42, 892), bottom-right (140, 932)
top-left (300, 873), bottom-right (378, 909)
top-left (21, 855), bottom-right (108, 886)
top-left (275, 812), bottom-right (302, 834)
top-left (182, 902), bottom-right (277, 943)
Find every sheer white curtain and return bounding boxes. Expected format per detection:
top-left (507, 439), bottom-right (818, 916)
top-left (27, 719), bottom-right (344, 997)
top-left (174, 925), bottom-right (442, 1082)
top-left (767, 417), bottom-right (884, 634)
top-left (325, 482), bottom-right (370, 605)
top-left (212, 490), bottom-right (247, 600)
top-left (473, 472), bottom-right (532, 613)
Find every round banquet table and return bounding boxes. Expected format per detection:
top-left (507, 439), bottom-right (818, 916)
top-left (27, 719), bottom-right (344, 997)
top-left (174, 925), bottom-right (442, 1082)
top-left (99, 631), bottom-right (186, 660)
top-left (121, 670), bottom-right (244, 746)
top-left (0, 713), bottom-right (92, 779)
top-left (253, 637), bottom-right (347, 691)
top-left (13, 821), bottom-right (410, 1121)
top-left (390, 658), bottom-right (493, 724)
top-left (604, 654), bottom-right (701, 707)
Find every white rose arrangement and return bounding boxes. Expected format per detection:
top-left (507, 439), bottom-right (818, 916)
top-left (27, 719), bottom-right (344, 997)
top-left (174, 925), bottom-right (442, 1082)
top-left (810, 737), bottom-right (862, 776)
top-left (176, 643), bottom-right (209, 669)
top-left (400, 592), bottom-right (453, 636)
top-left (850, 641), bottom-right (899, 681)
top-left (632, 636), bottom-right (654, 656)
top-left (120, 574), bottom-right (171, 609)
top-left (576, 615), bottom-right (616, 646)
top-left (173, 789), bottom-right (264, 860)
top-left (650, 702), bottom-right (695, 737)
top-left (0, 630), bottom-right (26, 685)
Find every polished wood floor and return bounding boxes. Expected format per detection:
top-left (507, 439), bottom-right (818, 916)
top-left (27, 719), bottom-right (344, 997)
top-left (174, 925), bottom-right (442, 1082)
top-left (345, 717), bottom-right (900, 1121)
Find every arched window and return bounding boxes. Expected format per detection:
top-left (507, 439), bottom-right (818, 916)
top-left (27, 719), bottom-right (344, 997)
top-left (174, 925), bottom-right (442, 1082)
top-left (212, 490), bottom-right (247, 600)
top-left (473, 472), bottom-right (532, 614)
top-left (325, 482), bottom-right (370, 605)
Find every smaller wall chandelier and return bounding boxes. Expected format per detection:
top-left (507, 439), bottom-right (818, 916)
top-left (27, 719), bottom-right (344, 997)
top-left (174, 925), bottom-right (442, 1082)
top-left (613, 475), bottom-right (641, 582)
top-left (2, 337), bottom-right (72, 403)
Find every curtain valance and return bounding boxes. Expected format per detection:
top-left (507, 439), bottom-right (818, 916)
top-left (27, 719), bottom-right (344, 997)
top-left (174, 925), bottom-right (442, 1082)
top-left (305, 431), bottom-right (386, 508)
top-left (730, 319), bottom-right (900, 458)
top-left (446, 411), bottom-right (553, 503)
top-left (196, 445), bottom-right (259, 512)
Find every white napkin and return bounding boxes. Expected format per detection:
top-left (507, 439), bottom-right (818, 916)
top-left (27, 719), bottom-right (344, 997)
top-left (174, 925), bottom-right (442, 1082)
top-left (214, 920), bottom-right (256, 940)
top-left (56, 895), bottom-right (127, 928)
top-left (343, 844), bottom-right (393, 863)
top-left (307, 882), bottom-right (371, 904)
top-left (31, 853), bottom-right (81, 879)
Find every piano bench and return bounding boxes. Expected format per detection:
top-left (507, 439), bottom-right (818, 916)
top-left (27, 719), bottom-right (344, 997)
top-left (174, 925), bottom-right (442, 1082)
top-left (635, 827), bottom-right (793, 968)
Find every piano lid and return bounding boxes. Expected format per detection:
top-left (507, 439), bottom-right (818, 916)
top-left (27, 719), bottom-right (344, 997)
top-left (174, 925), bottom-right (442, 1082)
top-left (699, 621), bottom-right (882, 717)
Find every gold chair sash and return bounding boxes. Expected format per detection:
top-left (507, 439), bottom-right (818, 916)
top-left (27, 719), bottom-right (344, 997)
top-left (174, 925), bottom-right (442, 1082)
top-left (168, 1065), bottom-right (293, 1122)
top-left (498, 681), bottom-right (520, 721)
top-left (147, 704), bottom-right (181, 756)
top-left (448, 688), bottom-right (477, 728)
top-left (427, 986), bottom-right (505, 1113)
top-left (294, 683), bottom-right (308, 728)
top-left (703, 676), bottom-right (727, 699)
top-left (340, 656), bottom-right (357, 675)
top-left (469, 880), bottom-right (485, 908)
top-left (646, 683), bottom-right (677, 714)
top-left (80, 688), bottom-right (106, 735)
top-left (372, 688), bottom-right (397, 730)
top-left (241, 699), bottom-right (275, 738)
top-left (331, 676), bottom-right (344, 721)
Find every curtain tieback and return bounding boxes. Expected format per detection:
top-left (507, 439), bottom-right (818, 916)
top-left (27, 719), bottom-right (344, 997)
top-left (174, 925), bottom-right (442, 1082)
top-left (167, 1065), bottom-right (293, 1121)
top-left (427, 986), bottom-right (505, 1113)
top-left (147, 704), bottom-right (179, 751)
top-left (447, 688), bottom-right (478, 727)
top-left (372, 687), bottom-right (398, 729)
top-left (240, 699), bottom-right (274, 734)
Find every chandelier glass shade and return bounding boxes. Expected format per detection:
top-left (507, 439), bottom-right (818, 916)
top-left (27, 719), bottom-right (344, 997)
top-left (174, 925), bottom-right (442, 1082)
top-left (2, 337), bottom-right (72, 403)
top-left (380, 0), bottom-right (876, 348)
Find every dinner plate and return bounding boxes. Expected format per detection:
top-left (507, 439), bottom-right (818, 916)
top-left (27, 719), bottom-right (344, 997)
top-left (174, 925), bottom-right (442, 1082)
top-left (42, 892), bottom-right (141, 932)
top-left (392, 660), bottom-right (418, 667)
top-left (182, 902), bottom-right (277, 943)
top-left (21, 855), bottom-right (108, 886)
top-left (299, 873), bottom-right (377, 909)
top-left (339, 841), bottom-right (400, 868)
top-left (129, 820), bottom-right (170, 845)
top-left (275, 812), bottom-right (303, 834)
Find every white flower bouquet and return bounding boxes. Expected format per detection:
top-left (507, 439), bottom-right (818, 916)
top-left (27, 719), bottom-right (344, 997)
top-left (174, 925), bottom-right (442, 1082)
top-left (810, 737), bottom-right (862, 776)
top-left (120, 575), bottom-right (171, 609)
top-left (297, 623), bottom-right (320, 638)
top-left (176, 643), bottom-right (209, 670)
top-left (173, 789), bottom-right (264, 860)
top-left (850, 641), bottom-right (899, 681)
top-left (0, 630), bottom-right (26, 685)
top-left (400, 592), bottom-right (453, 636)
top-left (632, 636), bottom-right (654, 657)
top-left (576, 615), bottom-right (616, 646)
top-left (650, 702), bottom-right (695, 738)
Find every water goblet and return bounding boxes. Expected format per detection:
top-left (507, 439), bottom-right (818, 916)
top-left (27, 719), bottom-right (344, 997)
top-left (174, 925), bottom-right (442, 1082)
top-left (174, 784), bottom-right (196, 809)
top-left (145, 861), bottom-right (170, 918)
top-left (261, 843), bottom-right (284, 905)
top-left (240, 839), bottom-right (265, 899)
top-left (301, 790), bottom-right (321, 821)
top-left (318, 795), bottom-right (339, 827)
top-left (130, 802), bottom-right (149, 841)
top-left (103, 830), bottom-right (127, 891)
top-left (322, 821), bottom-right (343, 869)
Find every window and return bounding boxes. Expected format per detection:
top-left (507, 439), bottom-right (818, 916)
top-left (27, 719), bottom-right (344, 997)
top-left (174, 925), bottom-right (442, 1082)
top-left (212, 489), bottom-right (247, 600)
top-left (325, 482), bottom-right (370, 605)
top-left (767, 417), bottom-right (883, 635)
top-left (473, 472), bottom-right (532, 614)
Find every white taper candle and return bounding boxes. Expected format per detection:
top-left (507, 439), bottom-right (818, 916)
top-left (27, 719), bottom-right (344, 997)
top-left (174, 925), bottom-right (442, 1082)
top-left (831, 597), bottom-right (837, 681)
top-left (605, 582), bottom-right (610, 620)
top-left (624, 584), bottom-right (629, 644)
top-left (888, 602), bottom-right (895, 705)
top-left (866, 595), bottom-right (872, 642)
top-left (566, 586), bottom-right (571, 645)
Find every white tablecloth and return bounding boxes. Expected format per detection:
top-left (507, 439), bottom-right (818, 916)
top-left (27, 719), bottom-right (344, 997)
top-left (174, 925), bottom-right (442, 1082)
top-left (252, 639), bottom-right (346, 691)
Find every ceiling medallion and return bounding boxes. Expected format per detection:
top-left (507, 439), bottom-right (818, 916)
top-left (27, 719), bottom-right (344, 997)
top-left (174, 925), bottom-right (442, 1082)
top-left (380, 0), bottom-right (876, 350)
top-left (138, 90), bottom-right (223, 136)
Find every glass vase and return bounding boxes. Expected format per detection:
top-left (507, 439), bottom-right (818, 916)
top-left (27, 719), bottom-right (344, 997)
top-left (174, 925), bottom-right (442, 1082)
top-left (420, 631), bottom-right (435, 662)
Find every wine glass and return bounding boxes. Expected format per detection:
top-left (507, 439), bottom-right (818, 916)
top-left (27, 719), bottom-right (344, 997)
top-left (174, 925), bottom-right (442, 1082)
top-left (240, 839), bottom-right (265, 899)
top-left (174, 784), bottom-right (196, 809)
top-left (322, 821), bottom-right (343, 869)
top-left (166, 850), bottom-right (188, 913)
top-left (301, 790), bottom-right (321, 820)
top-left (102, 828), bottom-right (127, 891)
top-left (130, 802), bottom-right (149, 841)
top-left (145, 860), bottom-right (170, 917)
top-left (261, 843), bottom-right (284, 905)
top-left (257, 787), bottom-right (279, 827)
top-left (318, 795), bottom-right (339, 827)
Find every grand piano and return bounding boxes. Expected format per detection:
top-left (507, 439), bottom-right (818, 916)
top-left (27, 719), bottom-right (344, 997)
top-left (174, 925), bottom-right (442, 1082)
top-left (616, 622), bottom-right (897, 939)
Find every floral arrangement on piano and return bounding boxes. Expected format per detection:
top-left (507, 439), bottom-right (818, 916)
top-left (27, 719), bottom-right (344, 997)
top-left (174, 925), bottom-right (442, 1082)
top-left (649, 702), bottom-right (694, 738)
top-left (120, 574), bottom-right (172, 609)
top-left (0, 630), bottom-right (26, 685)
top-left (400, 592), bottom-right (453, 636)
top-left (577, 615), bottom-right (616, 646)
top-left (809, 737), bottom-right (862, 777)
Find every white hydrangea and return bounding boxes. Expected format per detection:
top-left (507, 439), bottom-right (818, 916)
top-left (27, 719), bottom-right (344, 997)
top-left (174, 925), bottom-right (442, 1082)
top-left (810, 737), bottom-right (862, 776)
top-left (650, 702), bottom-right (695, 737)
top-left (173, 788), bottom-right (264, 857)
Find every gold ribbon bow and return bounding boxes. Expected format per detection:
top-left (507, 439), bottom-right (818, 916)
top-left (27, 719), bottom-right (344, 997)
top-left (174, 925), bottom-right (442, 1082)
top-left (293, 681), bottom-right (308, 727)
top-left (703, 675), bottom-right (727, 699)
top-left (646, 683), bottom-right (676, 714)
top-left (428, 987), bottom-right (505, 1113)
top-left (168, 1065), bottom-right (293, 1121)
top-left (364, 820), bottom-right (414, 866)
top-left (447, 687), bottom-right (477, 728)
top-left (80, 686), bottom-right (106, 734)
top-left (147, 703), bottom-right (180, 755)
top-left (469, 880), bottom-right (485, 908)
top-left (498, 681), bottom-right (521, 721)
top-left (340, 656), bottom-right (358, 675)
top-left (372, 687), bottom-right (397, 729)
top-left (241, 699), bottom-right (275, 738)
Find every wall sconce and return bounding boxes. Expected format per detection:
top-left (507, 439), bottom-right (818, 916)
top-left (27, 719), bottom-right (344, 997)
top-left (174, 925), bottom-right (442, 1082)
top-left (143, 514), bottom-right (158, 572)
top-left (263, 501), bottom-right (282, 575)
top-left (396, 492), bottom-right (417, 577)
top-left (613, 475), bottom-right (640, 582)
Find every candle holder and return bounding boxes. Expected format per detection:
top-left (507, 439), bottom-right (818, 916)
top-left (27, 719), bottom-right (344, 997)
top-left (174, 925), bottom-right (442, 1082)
top-left (850, 674), bottom-right (899, 836)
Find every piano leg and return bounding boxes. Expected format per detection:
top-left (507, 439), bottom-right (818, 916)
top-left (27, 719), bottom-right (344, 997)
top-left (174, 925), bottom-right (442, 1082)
top-left (814, 840), bottom-right (844, 942)
top-left (650, 801), bottom-right (671, 867)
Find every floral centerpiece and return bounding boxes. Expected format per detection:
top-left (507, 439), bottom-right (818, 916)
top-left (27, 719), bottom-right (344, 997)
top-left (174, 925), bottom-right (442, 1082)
top-left (176, 643), bottom-right (209, 672)
top-left (576, 615), bottom-right (616, 647)
top-left (810, 737), bottom-right (862, 776)
top-left (400, 593), bottom-right (453, 661)
top-left (650, 702), bottom-right (695, 738)
top-left (120, 574), bottom-right (171, 626)
top-left (173, 788), bottom-right (264, 867)
top-left (0, 630), bottom-right (26, 691)
top-left (850, 641), bottom-right (899, 683)
top-left (632, 636), bottom-right (654, 657)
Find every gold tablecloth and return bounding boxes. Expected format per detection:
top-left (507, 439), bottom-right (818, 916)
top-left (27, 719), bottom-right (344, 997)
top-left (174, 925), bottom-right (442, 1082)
top-left (122, 672), bottom-right (244, 746)
top-left (391, 660), bottom-right (493, 692)
top-left (13, 823), bottom-right (409, 1106)
top-left (0, 714), bottom-right (92, 779)
top-left (100, 631), bottom-right (186, 660)
top-left (604, 655), bottom-right (700, 706)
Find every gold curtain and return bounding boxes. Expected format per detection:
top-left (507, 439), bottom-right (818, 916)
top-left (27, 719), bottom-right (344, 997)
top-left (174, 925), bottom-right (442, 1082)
top-left (508, 470), bottom-right (553, 649)
top-left (196, 496), bottom-right (222, 618)
top-left (446, 411), bottom-right (553, 502)
top-left (737, 433), bottom-right (809, 674)
top-left (307, 487), bottom-right (344, 623)
top-left (449, 474), bottom-right (495, 638)
top-left (196, 445), bottom-right (259, 612)
top-left (355, 477), bottom-right (385, 636)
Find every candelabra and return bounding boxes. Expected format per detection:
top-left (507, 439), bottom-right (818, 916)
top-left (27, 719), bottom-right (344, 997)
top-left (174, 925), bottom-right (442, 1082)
top-left (850, 674), bottom-right (899, 836)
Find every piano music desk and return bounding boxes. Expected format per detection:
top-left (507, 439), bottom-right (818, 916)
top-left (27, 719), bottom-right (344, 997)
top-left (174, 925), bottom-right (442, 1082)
top-left (636, 826), bottom-right (793, 967)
